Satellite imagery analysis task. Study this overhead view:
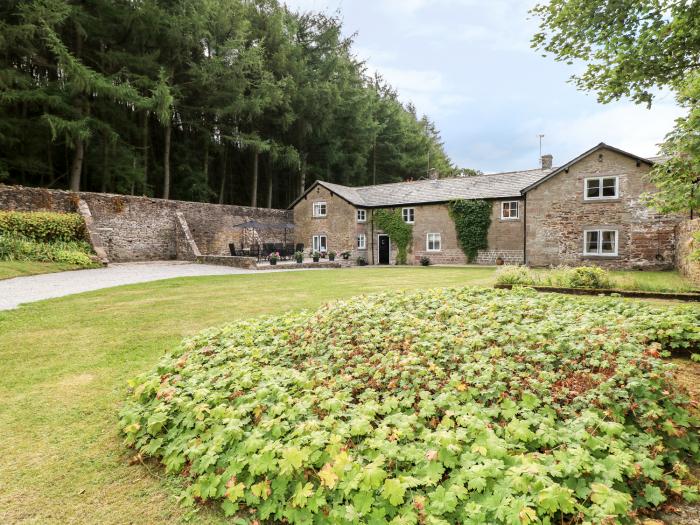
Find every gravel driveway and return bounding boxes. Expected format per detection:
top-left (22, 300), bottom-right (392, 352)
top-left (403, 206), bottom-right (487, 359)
top-left (0, 261), bottom-right (259, 311)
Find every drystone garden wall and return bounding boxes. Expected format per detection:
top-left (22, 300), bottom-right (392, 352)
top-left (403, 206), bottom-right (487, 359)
top-left (0, 185), bottom-right (291, 262)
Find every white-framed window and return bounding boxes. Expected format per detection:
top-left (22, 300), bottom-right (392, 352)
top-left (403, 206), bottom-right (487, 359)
top-left (357, 234), bottom-right (366, 249)
top-left (426, 233), bottom-right (442, 252)
top-left (356, 209), bottom-right (367, 223)
top-left (312, 235), bottom-right (327, 252)
top-left (501, 201), bottom-right (519, 220)
top-left (402, 207), bottom-right (415, 224)
top-left (313, 201), bottom-right (327, 217)
top-left (585, 176), bottom-right (619, 200)
top-left (583, 229), bottom-right (618, 256)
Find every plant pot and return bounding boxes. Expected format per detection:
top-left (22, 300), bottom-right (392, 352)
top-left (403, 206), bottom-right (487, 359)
top-left (496, 257), bottom-right (504, 266)
top-left (329, 255), bottom-right (335, 261)
top-left (295, 258), bottom-right (303, 264)
top-left (269, 259), bottom-right (277, 266)
top-left (313, 257), bottom-right (320, 263)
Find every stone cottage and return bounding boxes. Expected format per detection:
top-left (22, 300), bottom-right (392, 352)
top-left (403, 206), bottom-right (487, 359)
top-left (289, 143), bottom-right (683, 269)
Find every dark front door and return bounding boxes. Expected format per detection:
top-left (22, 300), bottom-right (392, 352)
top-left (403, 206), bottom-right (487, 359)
top-left (378, 235), bottom-right (390, 264)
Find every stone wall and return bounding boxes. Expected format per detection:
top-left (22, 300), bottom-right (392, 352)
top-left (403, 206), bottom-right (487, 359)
top-left (0, 185), bottom-right (291, 262)
top-left (676, 218), bottom-right (700, 284)
top-left (293, 184), bottom-right (361, 258)
top-left (525, 149), bottom-right (680, 269)
top-left (292, 190), bottom-right (527, 266)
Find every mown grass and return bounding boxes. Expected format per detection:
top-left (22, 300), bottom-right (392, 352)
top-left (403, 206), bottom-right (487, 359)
top-left (0, 267), bottom-right (496, 524)
top-left (0, 266), bottom-right (696, 524)
top-left (0, 260), bottom-right (90, 280)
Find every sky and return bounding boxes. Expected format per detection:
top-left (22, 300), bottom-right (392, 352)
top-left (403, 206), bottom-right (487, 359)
top-left (282, 0), bottom-right (683, 173)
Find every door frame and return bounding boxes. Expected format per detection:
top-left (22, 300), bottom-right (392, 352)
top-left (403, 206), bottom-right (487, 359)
top-left (377, 234), bottom-right (390, 265)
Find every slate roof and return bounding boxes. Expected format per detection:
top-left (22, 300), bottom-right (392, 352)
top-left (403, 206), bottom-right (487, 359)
top-left (309, 168), bottom-right (552, 208)
top-left (289, 143), bottom-right (661, 210)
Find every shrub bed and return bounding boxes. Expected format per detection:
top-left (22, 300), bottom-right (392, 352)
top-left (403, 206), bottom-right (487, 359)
top-left (0, 211), bottom-right (87, 243)
top-left (120, 288), bottom-right (700, 524)
top-left (0, 211), bottom-right (96, 268)
top-left (496, 265), bottom-right (613, 289)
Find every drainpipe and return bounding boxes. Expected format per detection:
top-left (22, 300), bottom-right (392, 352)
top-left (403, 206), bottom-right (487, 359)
top-left (370, 209), bottom-right (375, 265)
top-left (522, 194), bottom-right (527, 266)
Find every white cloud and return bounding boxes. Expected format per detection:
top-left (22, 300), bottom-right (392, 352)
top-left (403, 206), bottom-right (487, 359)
top-left (502, 102), bottom-right (684, 171)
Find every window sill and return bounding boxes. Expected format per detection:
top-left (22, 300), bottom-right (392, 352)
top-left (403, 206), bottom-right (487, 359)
top-left (312, 216), bottom-right (327, 219)
top-left (582, 254), bottom-right (620, 259)
top-left (499, 217), bottom-right (520, 221)
top-left (582, 198), bottom-right (621, 203)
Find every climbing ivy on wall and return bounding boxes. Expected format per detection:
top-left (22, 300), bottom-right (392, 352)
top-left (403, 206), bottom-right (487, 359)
top-left (448, 199), bottom-right (492, 262)
top-left (373, 209), bottom-right (413, 264)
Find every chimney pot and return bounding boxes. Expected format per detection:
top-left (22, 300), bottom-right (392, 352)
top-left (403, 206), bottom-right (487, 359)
top-left (541, 154), bottom-right (553, 170)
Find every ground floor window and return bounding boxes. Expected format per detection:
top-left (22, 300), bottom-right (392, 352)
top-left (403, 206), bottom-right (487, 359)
top-left (357, 234), bottom-right (366, 249)
top-left (583, 229), bottom-right (617, 256)
top-left (426, 233), bottom-right (442, 252)
top-left (312, 235), bottom-right (327, 252)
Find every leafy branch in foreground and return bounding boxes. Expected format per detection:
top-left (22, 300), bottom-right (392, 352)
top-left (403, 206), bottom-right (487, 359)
top-left (121, 287), bottom-right (700, 524)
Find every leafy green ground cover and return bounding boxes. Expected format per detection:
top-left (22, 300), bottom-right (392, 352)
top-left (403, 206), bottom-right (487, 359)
top-left (121, 287), bottom-right (700, 524)
top-left (0, 267), bottom-right (496, 524)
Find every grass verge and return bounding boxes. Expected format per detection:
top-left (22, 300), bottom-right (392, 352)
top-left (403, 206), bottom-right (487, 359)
top-left (0, 260), bottom-right (94, 280)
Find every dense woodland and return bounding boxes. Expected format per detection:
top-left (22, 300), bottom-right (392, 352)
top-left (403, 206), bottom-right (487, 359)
top-left (0, 0), bottom-right (455, 208)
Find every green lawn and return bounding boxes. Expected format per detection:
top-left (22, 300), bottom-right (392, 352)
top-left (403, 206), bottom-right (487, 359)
top-left (0, 260), bottom-right (91, 280)
top-left (0, 266), bottom-right (696, 524)
top-left (0, 267), bottom-right (496, 524)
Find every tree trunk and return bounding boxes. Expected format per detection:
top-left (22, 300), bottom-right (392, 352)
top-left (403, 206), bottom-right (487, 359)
top-left (142, 110), bottom-right (149, 187)
top-left (251, 149), bottom-right (259, 207)
top-left (218, 147), bottom-right (227, 205)
top-left (69, 137), bottom-right (84, 192)
top-left (163, 121), bottom-right (172, 199)
top-left (373, 138), bottom-right (377, 185)
top-left (266, 158), bottom-right (273, 208)
top-left (299, 154), bottom-right (307, 197)
top-left (203, 138), bottom-right (209, 186)
top-left (100, 137), bottom-right (109, 193)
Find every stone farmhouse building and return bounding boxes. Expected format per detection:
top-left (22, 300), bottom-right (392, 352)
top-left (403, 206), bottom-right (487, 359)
top-left (290, 143), bottom-right (681, 269)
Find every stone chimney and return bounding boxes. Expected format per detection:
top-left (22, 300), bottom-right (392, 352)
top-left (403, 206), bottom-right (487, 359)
top-left (428, 168), bottom-right (439, 180)
top-left (541, 154), bottom-right (553, 170)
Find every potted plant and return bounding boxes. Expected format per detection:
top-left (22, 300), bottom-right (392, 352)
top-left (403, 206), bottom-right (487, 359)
top-left (294, 251), bottom-right (304, 264)
top-left (328, 250), bottom-right (336, 262)
top-left (312, 251), bottom-right (321, 263)
top-left (340, 251), bottom-right (351, 260)
top-left (495, 256), bottom-right (504, 266)
top-left (420, 256), bottom-right (431, 266)
top-left (356, 256), bottom-right (368, 266)
top-left (268, 252), bottom-right (279, 265)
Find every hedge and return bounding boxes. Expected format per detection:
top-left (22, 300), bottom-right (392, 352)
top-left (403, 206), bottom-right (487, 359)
top-left (0, 211), bottom-right (88, 243)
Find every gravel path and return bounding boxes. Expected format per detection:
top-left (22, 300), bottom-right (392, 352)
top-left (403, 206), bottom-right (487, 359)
top-left (0, 261), bottom-right (260, 311)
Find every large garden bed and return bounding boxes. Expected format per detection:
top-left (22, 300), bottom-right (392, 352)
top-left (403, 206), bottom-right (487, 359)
top-left (121, 287), bottom-right (700, 524)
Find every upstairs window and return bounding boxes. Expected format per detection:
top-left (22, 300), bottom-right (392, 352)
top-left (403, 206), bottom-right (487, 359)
top-left (426, 233), bottom-right (442, 252)
top-left (357, 234), bottom-right (366, 249)
top-left (501, 201), bottom-right (519, 220)
top-left (313, 202), bottom-right (327, 217)
top-left (357, 209), bottom-right (367, 222)
top-left (402, 208), bottom-right (415, 224)
top-left (584, 229), bottom-right (618, 256)
top-left (585, 177), bottom-right (618, 200)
